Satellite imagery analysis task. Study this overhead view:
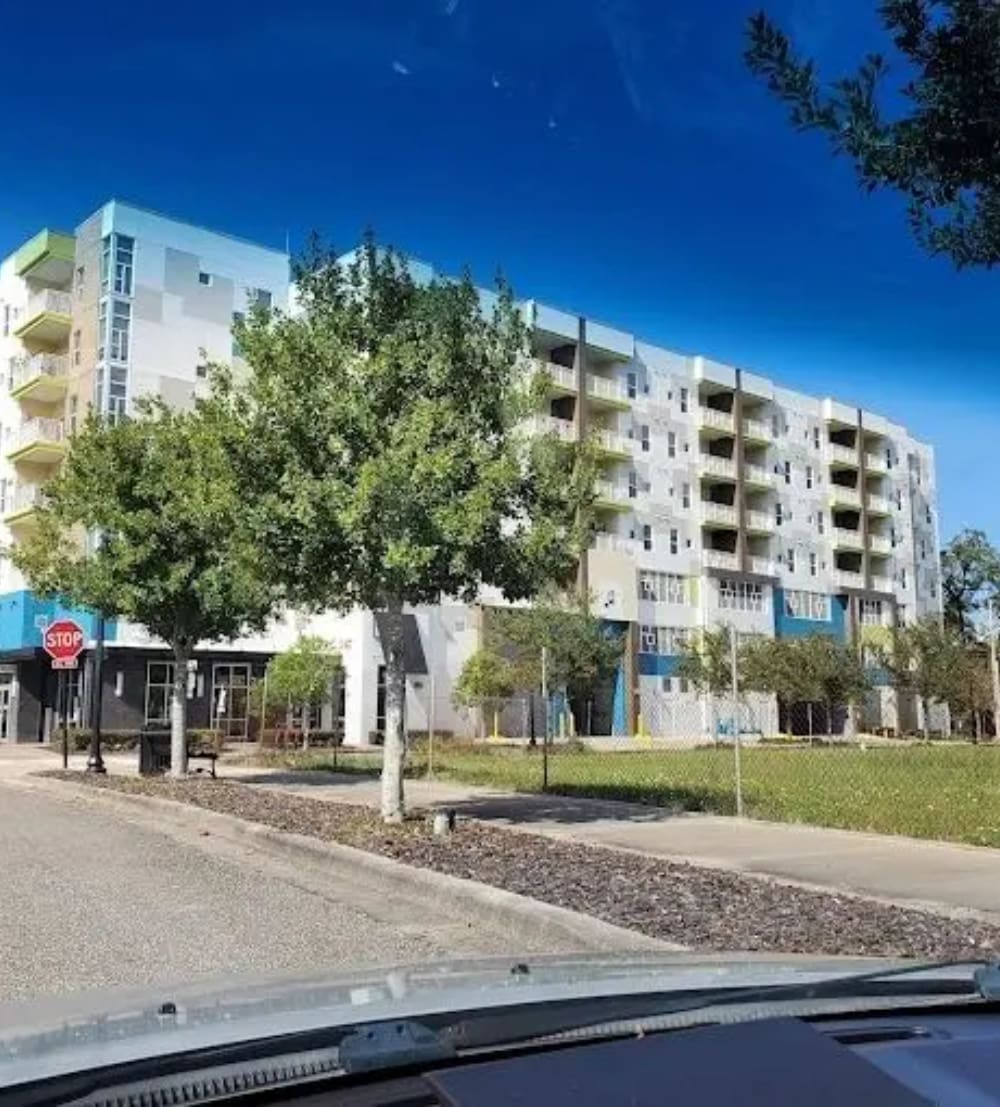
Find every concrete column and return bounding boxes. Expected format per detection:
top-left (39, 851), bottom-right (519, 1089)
top-left (857, 410), bottom-right (871, 589)
top-left (734, 370), bottom-right (748, 572)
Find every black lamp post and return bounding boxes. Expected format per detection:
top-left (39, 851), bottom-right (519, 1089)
top-left (86, 610), bottom-right (106, 774)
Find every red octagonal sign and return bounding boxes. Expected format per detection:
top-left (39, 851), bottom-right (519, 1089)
top-left (43, 619), bottom-right (85, 665)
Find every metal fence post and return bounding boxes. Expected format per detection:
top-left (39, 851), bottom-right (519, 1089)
top-left (730, 630), bottom-right (744, 818)
top-left (541, 646), bottom-right (549, 792)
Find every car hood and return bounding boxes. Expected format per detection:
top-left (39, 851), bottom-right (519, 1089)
top-left (0, 951), bottom-right (906, 1089)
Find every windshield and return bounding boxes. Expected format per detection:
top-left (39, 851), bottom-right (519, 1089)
top-left (1, 0), bottom-right (999, 1082)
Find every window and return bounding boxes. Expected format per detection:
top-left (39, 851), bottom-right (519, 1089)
top-left (628, 469), bottom-right (638, 499)
top-left (75, 266), bottom-right (85, 297)
top-left (925, 506), bottom-right (932, 525)
top-left (661, 676), bottom-right (672, 693)
top-left (252, 288), bottom-right (272, 310)
top-left (2, 304), bottom-right (8, 337)
top-left (0, 479), bottom-right (7, 513)
top-left (886, 447), bottom-right (893, 470)
top-left (109, 234), bottom-right (134, 296)
top-left (100, 235), bottom-right (111, 293)
top-left (669, 528), bottom-right (679, 554)
top-left (642, 524), bottom-right (653, 551)
top-left (107, 367), bottom-right (128, 423)
top-left (109, 299), bottom-right (131, 362)
top-left (681, 482), bottom-right (690, 509)
top-left (816, 510), bottom-right (824, 535)
top-left (212, 663), bottom-right (251, 738)
top-left (199, 271), bottom-right (213, 286)
top-left (813, 426), bottom-right (820, 449)
top-left (679, 387), bottom-right (688, 413)
top-left (890, 526), bottom-right (897, 548)
top-left (775, 502), bottom-right (783, 526)
top-left (805, 465), bottom-right (813, 490)
top-left (72, 329), bottom-right (81, 367)
top-left (69, 395), bottom-right (78, 436)
top-left (900, 567), bottom-right (908, 588)
top-left (860, 599), bottom-right (884, 626)
top-left (895, 488), bottom-right (903, 509)
top-left (919, 540), bottom-right (925, 560)
top-left (787, 547), bottom-right (795, 573)
top-left (640, 424), bottom-right (650, 452)
top-left (667, 431), bottom-right (676, 458)
top-left (626, 371), bottom-right (637, 399)
top-left (772, 413), bottom-right (781, 437)
top-left (640, 626), bottom-right (690, 655)
top-left (784, 590), bottom-right (830, 621)
top-left (232, 310), bottom-right (245, 357)
top-left (718, 579), bottom-right (765, 612)
top-left (809, 552), bottom-right (817, 577)
top-left (196, 363), bottom-right (208, 379)
top-left (783, 460), bottom-right (791, 485)
top-left (145, 661), bottom-right (176, 725)
top-left (638, 571), bottom-right (686, 603)
top-left (97, 299), bottom-right (107, 360)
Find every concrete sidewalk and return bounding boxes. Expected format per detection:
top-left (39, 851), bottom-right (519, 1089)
top-left (224, 766), bottom-right (1000, 920)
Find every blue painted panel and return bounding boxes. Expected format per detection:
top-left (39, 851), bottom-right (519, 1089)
top-left (612, 659), bottom-right (627, 735)
top-left (637, 653), bottom-right (682, 677)
top-left (773, 588), bottom-right (846, 641)
top-left (0, 590), bottom-right (116, 651)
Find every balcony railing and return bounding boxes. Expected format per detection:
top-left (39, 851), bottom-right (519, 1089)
top-left (698, 406), bottom-right (735, 433)
top-left (699, 454), bottom-right (736, 479)
top-left (869, 534), bottom-right (891, 555)
top-left (865, 452), bottom-right (888, 472)
top-left (3, 482), bottom-right (44, 521)
top-left (867, 493), bottom-right (891, 514)
top-left (748, 556), bottom-right (777, 576)
top-left (743, 463), bottom-right (773, 487)
top-left (13, 290), bottom-right (73, 346)
top-left (829, 485), bottom-right (861, 508)
top-left (703, 549), bottom-right (739, 570)
top-left (742, 418), bottom-right (771, 441)
top-left (871, 575), bottom-right (894, 592)
top-left (592, 428), bottom-right (632, 456)
top-left (11, 353), bottom-right (69, 394)
top-left (586, 374), bottom-right (630, 406)
top-left (590, 532), bottom-right (639, 556)
top-left (700, 501), bottom-right (738, 527)
top-left (834, 569), bottom-right (864, 590)
top-left (828, 443), bottom-right (858, 466)
top-left (539, 361), bottom-right (576, 393)
top-left (529, 414), bottom-right (575, 443)
top-left (745, 509), bottom-right (773, 531)
top-left (594, 479), bottom-right (632, 507)
top-left (833, 527), bottom-right (863, 549)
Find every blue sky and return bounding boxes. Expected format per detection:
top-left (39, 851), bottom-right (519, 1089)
top-left (2, 0), bottom-right (996, 543)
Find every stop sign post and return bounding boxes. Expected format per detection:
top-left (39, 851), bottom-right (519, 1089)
top-left (43, 619), bottom-right (85, 670)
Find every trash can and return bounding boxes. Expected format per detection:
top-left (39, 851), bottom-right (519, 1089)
top-left (138, 729), bottom-right (172, 775)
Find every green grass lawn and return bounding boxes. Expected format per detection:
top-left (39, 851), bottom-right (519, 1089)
top-left (265, 742), bottom-right (1000, 848)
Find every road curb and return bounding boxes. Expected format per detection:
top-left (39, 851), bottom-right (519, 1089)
top-left (25, 776), bottom-right (678, 954)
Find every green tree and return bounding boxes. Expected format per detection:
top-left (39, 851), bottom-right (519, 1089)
top-left (486, 592), bottom-right (624, 734)
top-left (794, 635), bottom-right (871, 739)
top-left (677, 626), bottom-right (736, 696)
top-left (940, 529), bottom-right (1000, 639)
top-left (745, 1), bottom-right (1000, 267)
top-left (453, 649), bottom-right (516, 738)
top-left (262, 635), bottom-right (343, 746)
top-left (222, 236), bottom-right (591, 820)
top-left (9, 401), bottom-right (277, 775)
top-left (740, 636), bottom-right (818, 734)
top-left (877, 616), bottom-right (964, 736)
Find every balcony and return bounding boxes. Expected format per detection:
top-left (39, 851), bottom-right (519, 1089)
top-left (865, 452), bottom-right (888, 474)
top-left (748, 555), bottom-right (777, 576)
top-left (833, 527), bottom-right (863, 550)
top-left (871, 575), bottom-right (894, 593)
top-left (867, 493), bottom-right (891, 516)
top-left (529, 414), bottom-right (575, 444)
top-left (698, 406), bottom-right (735, 435)
top-left (538, 361), bottom-right (577, 396)
top-left (869, 534), bottom-right (891, 555)
top-left (829, 485), bottom-right (861, 509)
top-left (594, 480), bottom-right (632, 512)
top-left (586, 374), bottom-right (630, 410)
top-left (592, 427), bottom-right (632, 459)
top-left (5, 417), bottom-right (66, 465)
top-left (700, 501), bottom-right (738, 528)
top-left (10, 354), bottom-right (69, 404)
top-left (13, 290), bottom-right (72, 347)
top-left (2, 483), bottom-right (44, 530)
top-left (743, 463), bottom-right (773, 489)
top-left (828, 443), bottom-right (859, 467)
top-left (745, 509), bottom-right (773, 533)
top-left (699, 454), bottom-right (737, 481)
top-left (834, 568), bottom-right (865, 591)
top-left (13, 229), bottom-right (75, 283)
top-left (703, 548), bottom-right (739, 571)
top-left (590, 532), bottom-right (639, 557)
top-left (742, 417), bottom-right (771, 443)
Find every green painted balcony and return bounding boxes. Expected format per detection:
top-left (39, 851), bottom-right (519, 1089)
top-left (13, 229), bottom-right (75, 284)
top-left (13, 290), bottom-right (72, 348)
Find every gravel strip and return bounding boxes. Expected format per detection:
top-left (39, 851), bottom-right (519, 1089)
top-left (44, 772), bottom-right (1000, 960)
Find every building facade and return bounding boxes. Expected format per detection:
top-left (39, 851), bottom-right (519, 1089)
top-left (0, 212), bottom-right (942, 744)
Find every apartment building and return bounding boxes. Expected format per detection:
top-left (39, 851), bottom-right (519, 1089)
top-left (0, 202), bottom-right (291, 742)
top-left (0, 212), bottom-right (941, 744)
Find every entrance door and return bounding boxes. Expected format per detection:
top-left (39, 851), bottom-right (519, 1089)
top-left (0, 672), bottom-right (15, 742)
top-left (212, 663), bottom-right (251, 738)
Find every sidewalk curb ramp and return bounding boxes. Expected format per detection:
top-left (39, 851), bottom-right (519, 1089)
top-left (24, 776), bottom-right (679, 954)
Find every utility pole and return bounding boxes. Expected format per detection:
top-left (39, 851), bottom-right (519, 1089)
top-left (541, 645), bottom-right (549, 791)
top-left (86, 612), bottom-right (106, 774)
top-left (988, 601), bottom-right (1000, 742)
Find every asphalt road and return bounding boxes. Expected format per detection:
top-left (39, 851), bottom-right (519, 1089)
top-left (0, 781), bottom-right (559, 1004)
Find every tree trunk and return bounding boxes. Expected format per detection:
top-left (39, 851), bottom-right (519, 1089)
top-left (921, 696), bottom-right (930, 740)
top-left (170, 644), bottom-right (189, 777)
top-left (302, 701), bottom-right (311, 750)
top-left (380, 599), bottom-right (407, 823)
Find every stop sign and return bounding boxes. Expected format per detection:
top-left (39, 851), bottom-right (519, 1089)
top-left (43, 619), bottom-right (85, 665)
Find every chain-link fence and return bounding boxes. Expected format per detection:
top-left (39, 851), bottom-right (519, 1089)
top-left (416, 681), bottom-right (1000, 849)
